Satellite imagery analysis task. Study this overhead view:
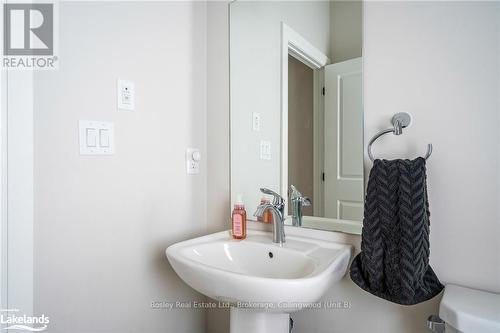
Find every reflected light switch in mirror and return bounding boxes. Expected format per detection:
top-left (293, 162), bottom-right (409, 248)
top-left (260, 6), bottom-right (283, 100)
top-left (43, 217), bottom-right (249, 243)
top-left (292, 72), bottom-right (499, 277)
top-left (229, 2), bottom-right (365, 232)
top-left (260, 140), bottom-right (271, 160)
top-left (252, 112), bottom-right (261, 131)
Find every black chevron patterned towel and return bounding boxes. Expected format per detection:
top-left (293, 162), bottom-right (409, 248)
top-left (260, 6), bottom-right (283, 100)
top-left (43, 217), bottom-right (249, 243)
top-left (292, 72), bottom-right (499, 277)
top-left (350, 157), bottom-right (443, 305)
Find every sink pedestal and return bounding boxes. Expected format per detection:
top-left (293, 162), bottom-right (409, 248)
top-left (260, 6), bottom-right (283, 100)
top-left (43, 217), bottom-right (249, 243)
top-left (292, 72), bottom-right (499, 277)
top-left (230, 307), bottom-right (289, 333)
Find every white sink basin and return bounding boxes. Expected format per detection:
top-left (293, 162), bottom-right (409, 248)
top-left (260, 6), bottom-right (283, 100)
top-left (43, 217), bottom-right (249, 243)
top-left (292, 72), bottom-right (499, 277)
top-left (166, 229), bottom-right (352, 312)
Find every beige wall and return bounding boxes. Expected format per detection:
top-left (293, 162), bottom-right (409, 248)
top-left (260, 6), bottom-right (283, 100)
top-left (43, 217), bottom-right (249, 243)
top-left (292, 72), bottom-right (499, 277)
top-left (33, 2), bottom-right (208, 332)
top-left (330, 1), bottom-right (362, 63)
top-left (288, 55), bottom-right (314, 216)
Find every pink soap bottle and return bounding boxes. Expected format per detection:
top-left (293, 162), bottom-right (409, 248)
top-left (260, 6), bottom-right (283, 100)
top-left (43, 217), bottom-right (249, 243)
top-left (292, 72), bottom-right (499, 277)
top-left (232, 194), bottom-right (247, 240)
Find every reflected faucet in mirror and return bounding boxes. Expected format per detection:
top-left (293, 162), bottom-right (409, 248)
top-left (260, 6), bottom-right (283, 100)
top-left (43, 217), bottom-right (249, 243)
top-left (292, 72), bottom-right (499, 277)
top-left (290, 185), bottom-right (311, 227)
top-left (254, 188), bottom-right (286, 245)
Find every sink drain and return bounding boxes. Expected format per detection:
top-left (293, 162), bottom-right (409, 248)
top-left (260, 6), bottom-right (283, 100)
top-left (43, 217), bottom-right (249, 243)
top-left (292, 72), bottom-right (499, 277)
top-left (268, 252), bottom-right (273, 258)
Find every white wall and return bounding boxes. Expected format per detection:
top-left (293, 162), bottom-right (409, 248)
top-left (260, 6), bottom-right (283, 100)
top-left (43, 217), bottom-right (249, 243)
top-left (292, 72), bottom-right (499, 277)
top-left (291, 2), bottom-right (500, 332)
top-left (33, 2), bottom-right (208, 332)
top-left (499, 1), bottom-right (500, 280)
top-left (206, 2), bottom-right (231, 330)
top-left (207, 1), bottom-right (231, 235)
top-left (230, 1), bottom-right (330, 217)
top-left (498, 2), bottom-right (500, 276)
top-left (362, 0), bottom-right (500, 293)
top-left (7, 71), bottom-right (34, 318)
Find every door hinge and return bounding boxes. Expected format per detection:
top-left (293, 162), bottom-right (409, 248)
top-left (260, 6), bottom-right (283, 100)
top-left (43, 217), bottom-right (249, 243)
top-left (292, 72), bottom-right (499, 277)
top-left (322, 87), bottom-right (325, 96)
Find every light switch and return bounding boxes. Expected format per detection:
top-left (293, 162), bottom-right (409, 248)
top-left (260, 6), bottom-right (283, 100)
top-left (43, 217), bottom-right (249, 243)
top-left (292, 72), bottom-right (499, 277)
top-left (86, 128), bottom-right (97, 147)
top-left (252, 112), bottom-right (261, 132)
top-left (117, 79), bottom-right (135, 111)
top-left (260, 140), bottom-right (271, 160)
top-left (79, 121), bottom-right (114, 155)
top-left (99, 129), bottom-right (110, 147)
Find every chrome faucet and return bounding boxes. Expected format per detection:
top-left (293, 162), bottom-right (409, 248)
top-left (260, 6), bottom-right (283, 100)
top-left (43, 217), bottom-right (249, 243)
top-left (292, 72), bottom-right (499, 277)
top-left (254, 188), bottom-right (286, 245)
top-left (290, 185), bottom-right (311, 227)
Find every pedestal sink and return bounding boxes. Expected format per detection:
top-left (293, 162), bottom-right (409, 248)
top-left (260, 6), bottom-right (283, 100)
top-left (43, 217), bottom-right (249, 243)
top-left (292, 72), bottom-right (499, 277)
top-left (166, 228), bottom-right (352, 333)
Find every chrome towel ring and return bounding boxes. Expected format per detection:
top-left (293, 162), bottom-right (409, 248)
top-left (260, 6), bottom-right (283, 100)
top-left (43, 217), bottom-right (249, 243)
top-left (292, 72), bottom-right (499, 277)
top-left (367, 112), bottom-right (433, 162)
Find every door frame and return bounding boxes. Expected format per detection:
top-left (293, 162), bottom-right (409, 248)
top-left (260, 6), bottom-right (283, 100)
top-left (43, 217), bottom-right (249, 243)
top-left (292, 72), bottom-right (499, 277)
top-left (0, 0), bottom-right (7, 312)
top-left (0, 65), bottom-right (35, 321)
top-left (280, 22), bottom-right (329, 216)
top-left (0, 56), bottom-right (6, 313)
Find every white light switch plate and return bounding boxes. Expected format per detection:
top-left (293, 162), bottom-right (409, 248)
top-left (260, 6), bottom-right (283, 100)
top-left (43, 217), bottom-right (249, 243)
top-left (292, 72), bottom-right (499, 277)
top-left (117, 79), bottom-right (135, 111)
top-left (252, 112), bottom-right (261, 132)
top-left (186, 148), bottom-right (201, 174)
top-left (260, 140), bottom-right (271, 160)
top-left (79, 121), bottom-right (114, 155)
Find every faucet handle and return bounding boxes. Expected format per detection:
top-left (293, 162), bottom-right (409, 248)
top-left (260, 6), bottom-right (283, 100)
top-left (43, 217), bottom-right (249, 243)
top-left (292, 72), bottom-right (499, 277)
top-left (302, 196), bottom-right (312, 206)
top-left (290, 185), bottom-right (311, 203)
top-left (260, 188), bottom-right (284, 206)
top-left (290, 185), bottom-right (302, 201)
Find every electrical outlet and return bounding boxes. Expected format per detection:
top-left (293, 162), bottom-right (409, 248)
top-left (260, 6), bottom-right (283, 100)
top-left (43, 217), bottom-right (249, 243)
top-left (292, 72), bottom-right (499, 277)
top-left (117, 79), bottom-right (135, 111)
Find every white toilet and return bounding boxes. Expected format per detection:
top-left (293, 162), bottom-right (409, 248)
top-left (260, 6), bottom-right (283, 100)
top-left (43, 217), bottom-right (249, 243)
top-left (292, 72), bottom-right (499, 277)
top-left (428, 284), bottom-right (500, 333)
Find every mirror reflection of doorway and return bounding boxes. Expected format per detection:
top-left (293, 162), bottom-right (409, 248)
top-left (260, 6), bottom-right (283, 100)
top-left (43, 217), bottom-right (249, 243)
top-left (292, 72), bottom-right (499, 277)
top-left (288, 54), bottom-right (363, 221)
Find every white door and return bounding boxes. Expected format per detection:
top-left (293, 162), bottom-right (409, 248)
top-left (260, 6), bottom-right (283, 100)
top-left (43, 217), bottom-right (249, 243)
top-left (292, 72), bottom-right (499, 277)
top-left (323, 57), bottom-right (364, 222)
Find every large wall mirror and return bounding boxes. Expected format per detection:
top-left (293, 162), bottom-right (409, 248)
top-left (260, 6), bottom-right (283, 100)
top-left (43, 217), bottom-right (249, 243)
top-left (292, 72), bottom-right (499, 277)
top-left (230, 1), bottom-right (364, 234)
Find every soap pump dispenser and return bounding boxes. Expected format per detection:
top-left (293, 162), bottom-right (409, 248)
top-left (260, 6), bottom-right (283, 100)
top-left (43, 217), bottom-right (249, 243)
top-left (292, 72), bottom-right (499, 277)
top-left (232, 194), bottom-right (247, 240)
